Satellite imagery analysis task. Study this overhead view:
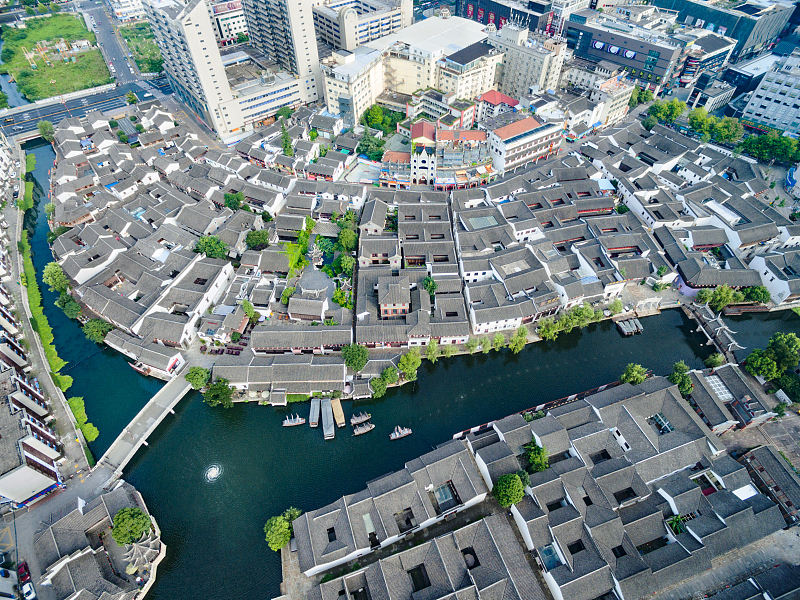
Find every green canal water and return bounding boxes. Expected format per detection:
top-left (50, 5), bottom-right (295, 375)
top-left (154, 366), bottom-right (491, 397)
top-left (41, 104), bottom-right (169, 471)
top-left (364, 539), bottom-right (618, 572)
top-left (23, 142), bottom-right (800, 600)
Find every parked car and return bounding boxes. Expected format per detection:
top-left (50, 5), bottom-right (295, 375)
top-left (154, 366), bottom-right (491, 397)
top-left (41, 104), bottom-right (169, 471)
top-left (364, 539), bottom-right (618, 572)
top-left (22, 582), bottom-right (36, 600)
top-left (17, 562), bottom-right (30, 583)
top-left (12, 191), bottom-right (18, 199)
top-left (12, 126), bottom-right (23, 131)
top-left (13, 185), bottom-right (19, 192)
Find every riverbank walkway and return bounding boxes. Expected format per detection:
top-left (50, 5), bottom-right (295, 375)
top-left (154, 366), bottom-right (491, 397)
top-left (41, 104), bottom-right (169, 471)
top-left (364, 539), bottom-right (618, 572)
top-left (98, 374), bottom-right (193, 476)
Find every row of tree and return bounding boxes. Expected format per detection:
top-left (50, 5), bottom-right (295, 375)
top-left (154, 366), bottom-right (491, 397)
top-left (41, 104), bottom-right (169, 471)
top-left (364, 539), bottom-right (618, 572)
top-left (687, 108), bottom-right (744, 144)
top-left (695, 284), bottom-right (771, 312)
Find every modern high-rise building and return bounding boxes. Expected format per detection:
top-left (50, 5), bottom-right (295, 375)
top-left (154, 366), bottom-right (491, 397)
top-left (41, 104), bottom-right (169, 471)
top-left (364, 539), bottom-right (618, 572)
top-left (487, 24), bottom-right (566, 98)
top-left (648, 0), bottom-right (793, 63)
top-left (144, 0), bottom-right (320, 138)
top-left (241, 0), bottom-right (320, 80)
top-left (455, 0), bottom-right (552, 33)
top-left (312, 0), bottom-right (413, 52)
top-left (208, 0), bottom-right (249, 46)
top-left (741, 48), bottom-right (800, 134)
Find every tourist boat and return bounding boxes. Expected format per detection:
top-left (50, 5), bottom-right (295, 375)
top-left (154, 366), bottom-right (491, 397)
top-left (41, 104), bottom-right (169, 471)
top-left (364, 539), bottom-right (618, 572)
top-left (615, 318), bottom-right (643, 337)
top-left (352, 422), bottom-right (375, 436)
top-left (390, 426), bottom-right (412, 440)
top-left (309, 398), bottom-right (320, 428)
top-left (350, 412), bottom-right (371, 426)
top-left (283, 414), bottom-right (306, 427)
top-left (321, 398), bottom-right (335, 440)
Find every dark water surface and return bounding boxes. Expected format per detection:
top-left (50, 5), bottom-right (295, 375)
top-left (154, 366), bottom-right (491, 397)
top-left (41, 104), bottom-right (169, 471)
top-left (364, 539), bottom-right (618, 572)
top-left (23, 142), bottom-right (800, 600)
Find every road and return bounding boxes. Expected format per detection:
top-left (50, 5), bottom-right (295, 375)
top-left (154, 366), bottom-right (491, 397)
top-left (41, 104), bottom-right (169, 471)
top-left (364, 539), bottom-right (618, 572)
top-left (80, 3), bottom-right (138, 85)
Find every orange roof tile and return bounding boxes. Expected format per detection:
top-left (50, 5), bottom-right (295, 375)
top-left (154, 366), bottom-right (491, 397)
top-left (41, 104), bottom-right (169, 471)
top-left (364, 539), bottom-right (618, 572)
top-left (493, 116), bottom-right (542, 141)
top-left (479, 90), bottom-right (520, 107)
top-left (383, 151), bottom-right (411, 163)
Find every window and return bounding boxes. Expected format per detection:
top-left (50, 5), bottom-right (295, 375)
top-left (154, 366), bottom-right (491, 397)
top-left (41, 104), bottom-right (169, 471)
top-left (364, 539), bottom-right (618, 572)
top-left (567, 540), bottom-right (585, 555)
top-left (590, 449), bottom-right (611, 464)
top-left (432, 481), bottom-right (460, 513)
top-left (327, 527), bottom-right (337, 542)
top-left (612, 545), bottom-right (626, 558)
top-left (546, 499), bottom-right (565, 512)
top-left (407, 565), bottom-right (431, 592)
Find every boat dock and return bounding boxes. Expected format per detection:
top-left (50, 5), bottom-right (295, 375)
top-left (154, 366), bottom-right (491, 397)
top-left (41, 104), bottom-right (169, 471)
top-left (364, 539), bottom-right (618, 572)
top-left (331, 397), bottom-right (345, 428)
top-left (321, 398), bottom-right (335, 440)
top-left (614, 317), bottom-right (643, 336)
top-left (309, 397), bottom-right (320, 428)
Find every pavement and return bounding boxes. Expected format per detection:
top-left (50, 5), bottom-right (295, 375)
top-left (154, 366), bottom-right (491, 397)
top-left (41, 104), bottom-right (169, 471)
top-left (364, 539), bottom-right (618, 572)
top-left (723, 407), bottom-right (800, 469)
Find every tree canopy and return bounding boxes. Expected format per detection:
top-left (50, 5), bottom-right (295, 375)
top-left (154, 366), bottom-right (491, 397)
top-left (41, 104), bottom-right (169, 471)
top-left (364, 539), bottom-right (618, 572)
top-left (280, 122), bottom-right (294, 157)
top-left (111, 507), bottom-right (151, 546)
top-left (83, 319), bottom-right (113, 343)
top-left (642, 115), bottom-right (658, 131)
top-left (342, 344), bottom-right (369, 372)
top-left (185, 367), bottom-right (210, 390)
top-left (338, 228), bottom-right (358, 252)
top-left (668, 360), bottom-right (693, 397)
top-left (203, 378), bottom-right (234, 408)
top-left (339, 254), bottom-right (355, 276)
top-left (242, 299), bottom-right (257, 322)
top-left (43, 262), bottom-right (69, 293)
top-left (648, 99), bottom-right (686, 124)
top-left (276, 106), bottom-right (293, 120)
top-left (370, 376), bottom-right (387, 398)
top-left (224, 191), bottom-right (244, 211)
top-left (398, 348), bottom-right (422, 380)
top-left (264, 507), bottom-right (302, 551)
top-left (381, 366), bottom-right (399, 385)
top-left (38, 120), bottom-right (54, 142)
top-left (422, 276), bottom-right (437, 298)
top-left (704, 353), bottom-right (726, 368)
top-left (687, 108), bottom-right (744, 143)
top-left (765, 332), bottom-right (800, 372)
top-left (523, 440), bottom-right (549, 473)
top-left (246, 229), bottom-right (271, 250)
top-left (737, 131), bottom-right (800, 163)
top-left (696, 285), bottom-right (744, 312)
top-left (356, 128), bottom-right (385, 161)
top-left (493, 474), bottom-right (525, 507)
top-left (426, 339), bottom-right (440, 363)
top-left (745, 349), bottom-right (780, 380)
top-left (743, 286), bottom-right (771, 304)
top-left (507, 325), bottom-right (528, 354)
top-left (195, 235), bottom-right (229, 259)
top-left (620, 363), bottom-right (647, 385)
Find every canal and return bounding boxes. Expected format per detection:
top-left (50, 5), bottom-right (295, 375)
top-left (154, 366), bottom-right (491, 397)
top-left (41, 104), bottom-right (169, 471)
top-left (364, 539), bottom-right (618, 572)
top-left (22, 142), bottom-right (800, 600)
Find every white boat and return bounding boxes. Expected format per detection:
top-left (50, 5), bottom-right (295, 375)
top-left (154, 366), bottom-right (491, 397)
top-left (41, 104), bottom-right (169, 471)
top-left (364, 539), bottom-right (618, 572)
top-left (350, 412), bottom-right (371, 426)
top-left (283, 414), bottom-right (306, 427)
top-left (310, 398), bottom-right (320, 427)
top-left (390, 426), bottom-right (412, 440)
top-left (353, 422), bottom-right (375, 436)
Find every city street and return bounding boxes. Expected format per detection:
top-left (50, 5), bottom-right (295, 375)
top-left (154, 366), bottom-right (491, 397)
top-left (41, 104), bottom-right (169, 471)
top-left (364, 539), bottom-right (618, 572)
top-left (80, 3), bottom-right (138, 85)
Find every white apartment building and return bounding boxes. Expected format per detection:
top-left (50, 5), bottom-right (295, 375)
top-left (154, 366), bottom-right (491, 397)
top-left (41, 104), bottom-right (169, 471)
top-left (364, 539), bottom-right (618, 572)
top-left (488, 24), bottom-right (566, 98)
top-left (485, 115), bottom-right (562, 172)
top-left (742, 48), bottom-right (800, 135)
top-left (208, 0), bottom-right (248, 45)
top-left (110, 0), bottom-right (145, 21)
top-left (312, 0), bottom-right (412, 51)
top-left (589, 73), bottom-right (634, 127)
top-left (435, 41), bottom-right (503, 100)
top-left (145, 0), bottom-right (320, 138)
top-left (321, 14), bottom-right (491, 124)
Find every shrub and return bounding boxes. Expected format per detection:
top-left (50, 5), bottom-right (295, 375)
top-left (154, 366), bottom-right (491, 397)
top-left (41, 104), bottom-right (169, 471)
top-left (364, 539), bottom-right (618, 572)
top-left (493, 474), bottom-right (524, 507)
top-left (112, 507), bottom-right (151, 545)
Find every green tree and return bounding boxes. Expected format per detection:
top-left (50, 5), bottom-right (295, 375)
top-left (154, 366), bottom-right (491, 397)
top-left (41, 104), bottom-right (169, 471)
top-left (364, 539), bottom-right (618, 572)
top-left (465, 338), bottom-right (479, 354)
top-left (608, 299), bottom-right (624, 315)
top-left (264, 515), bottom-right (291, 551)
top-left (422, 276), bottom-right (437, 298)
top-left (185, 367), bottom-right (210, 390)
top-left (42, 262), bottom-right (69, 292)
top-left (61, 297), bottom-right (81, 319)
top-left (743, 286), bottom-right (771, 304)
top-left (83, 319), bottom-right (113, 343)
top-left (246, 229), bottom-right (271, 250)
top-left (224, 191), bottom-right (244, 211)
top-left (628, 86), bottom-right (639, 109)
top-left (276, 106), bottom-right (293, 120)
top-left (713, 117), bottom-right (743, 143)
top-left (366, 105), bottom-right (383, 127)
top-left (281, 286), bottom-right (295, 305)
top-left (194, 235), bottom-right (229, 259)
top-left (38, 120), bottom-right (54, 142)
top-left (236, 32), bottom-right (248, 43)
top-left (135, 123), bottom-right (145, 133)
top-left (125, 92), bottom-right (138, 104)
top-left (426, 339), bottom-right (440, 363)
top-left (523, 440), bottom-right (549, 473)
top-left (765, 332), bottom-right (800, 372)
top-left (44, 202), bottom-right (55, 216)
top-left (507, 325), bottom-right (528, 354)
top-left (697, 284), bottom-right (743, 312)
top-left (356, 129), bottom-right (385, 161)
top-left (745, 349), bottom-right (780, 380)
top-left (339, 254), bottom-right (355, 276)
top-left (639, 89), bottom-right (653, 103)
top-left (493, 473), bottom-right (524, 507)
top-left (516, 469), bottom-right (531, 488)
top-left (381, 366), bottom-right (399, 384)
top-left (370, 377), bottom-right (387, 398)
top-left (280, 122), bottom-right (294, 157)
top-left (309, 129), bottom-right (318, 141)
top-left (668, 360), bottom-right (694, 397)
top-left (704, 353), bottom-right (725, 368)
top-left (342, 343), bottom-right (369, 372)
top-left (112, 507), bottom-right (151, 545)
top-left (688, 107), bottom-right (716, 137)
top-left (642, 115), bottom-right (658, 131)
top-left (536, 317), bottom-right (559, 341)
top-left (242, 299), bottom-right (257, 322)
top-left (492, 333), bottom-right (505, 351)
top-left (737, 131), bottom-right (800, 163)
top-left (338, 228), bottom-right (358, 252)
top-left (203, 378), bottom-right (234, 408)
top-left (620, 363), bottom-right (647, 385)
top-left (398, 348), bottom-right (422, 381)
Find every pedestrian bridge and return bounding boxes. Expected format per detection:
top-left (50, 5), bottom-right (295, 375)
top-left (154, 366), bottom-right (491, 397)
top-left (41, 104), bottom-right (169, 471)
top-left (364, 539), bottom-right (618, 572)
top-left (98, 375), bottom-right (193, 477)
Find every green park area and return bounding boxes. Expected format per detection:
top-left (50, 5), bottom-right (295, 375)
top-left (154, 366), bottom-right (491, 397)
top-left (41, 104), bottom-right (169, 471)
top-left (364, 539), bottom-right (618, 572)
top-left (0, 15), bottom-right (112, 101)
top-left (119, 22), bottom-right (163, 74)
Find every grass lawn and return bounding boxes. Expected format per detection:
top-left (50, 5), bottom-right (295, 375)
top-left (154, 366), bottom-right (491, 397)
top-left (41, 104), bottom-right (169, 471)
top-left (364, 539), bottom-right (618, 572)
top-left (287, 394), bottom-right (311, 403)
top-left (119, 22), bottom-right (163, 74)
top-left (0, 15), bottom-right (111, 101)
